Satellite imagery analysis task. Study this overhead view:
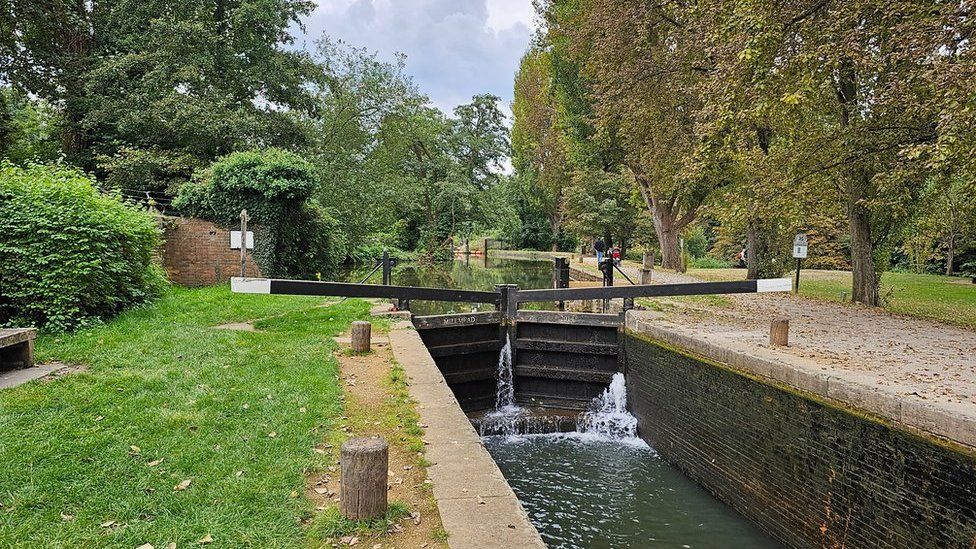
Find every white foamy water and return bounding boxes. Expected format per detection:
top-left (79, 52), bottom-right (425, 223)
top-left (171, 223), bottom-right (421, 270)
top-left (480, 338), bottom-right (646, 447)
top-left (576, 372), bottom-right (648, 448)
top-left (495, 333), bottom-right (515, 409)
top-left (480, 334), bottom-right (525, 436)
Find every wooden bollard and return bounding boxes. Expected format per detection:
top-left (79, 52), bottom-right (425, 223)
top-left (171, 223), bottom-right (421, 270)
top-left (350, 321), bottom-right (371, 353)
top-left (640, 251), bottom-right (654, 284)
top-left (340, 437), bottom-right (389, 520)
top-left (770, 318), bottom-right (789, 347)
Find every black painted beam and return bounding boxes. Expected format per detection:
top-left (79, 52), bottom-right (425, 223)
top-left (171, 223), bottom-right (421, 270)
top-left (515, 310), bottom-right (620, 328)
top-left (515, 279), bottom-right (790, 303)
top-left (232, 277), bottom-right (500, 304)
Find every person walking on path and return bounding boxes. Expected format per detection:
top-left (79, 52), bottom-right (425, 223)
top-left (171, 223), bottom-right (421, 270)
top-left (611, 245), bottom-right (621, 267)
top-left (594, 238), bottom-right (606, 264)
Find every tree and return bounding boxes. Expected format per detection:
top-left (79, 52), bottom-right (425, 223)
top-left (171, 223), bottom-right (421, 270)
top-left (175, 149), bottom-right (345, 278)
top-left (0, 0), bottom-right (93, 160)
top-left (537, 0), bottom-right (722, 269)
top-left (450, 94), bottom-right (509, 191)
top-left (2, 0), bottom-right (318, 186)
top-left (725, 0), bottom-right (950, 305)
top-left (0, 87), bottom-right (61, 165)
top-left (563, 168), bottom-right (642, 254)
top-left (914, 175), bottom-right (976, 275)
top-left (512, 48), bottom-right (572, 251)
top-left (303, 39), bottom-right (426, 257)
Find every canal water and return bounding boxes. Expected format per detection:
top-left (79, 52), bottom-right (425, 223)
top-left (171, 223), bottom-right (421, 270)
top-left (343, 256), bottom-right (781, 547)
top-left (484, 435), bottom-right (779, 548)
top-left (339, 256), bottom-right (555, 315)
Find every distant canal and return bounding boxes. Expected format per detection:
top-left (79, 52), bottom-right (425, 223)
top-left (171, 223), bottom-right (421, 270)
top-left (485, 434), bottom-right (781, 549)
top-left (339, 256), bottom-right (555, 315)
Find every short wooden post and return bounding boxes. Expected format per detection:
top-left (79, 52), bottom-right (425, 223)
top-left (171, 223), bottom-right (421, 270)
top-left (350, 321), bottom-right (371, 353)
top-left (340, 437), bottom-right (389, 520)
top-left (769, 318), bottom-right (789, 347)
top-left (640, 251), bottom-right (654, 284)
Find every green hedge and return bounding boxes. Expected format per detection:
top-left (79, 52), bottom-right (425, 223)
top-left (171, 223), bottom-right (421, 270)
top-left (0, 164), bottom-right (167, 331)
top-left (175, 149), bottom-right (346, 279)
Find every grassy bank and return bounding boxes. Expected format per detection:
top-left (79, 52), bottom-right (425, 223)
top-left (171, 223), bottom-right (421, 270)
top-left (688, 268), bottom-right (976, 328)
top-left (0, 286), bottom-right (369, 548)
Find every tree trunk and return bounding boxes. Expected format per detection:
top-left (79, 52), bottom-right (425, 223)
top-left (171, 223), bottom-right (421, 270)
top-left (61, 0), bottom-right (94, 167)
top-left (632, 169), bottom-right (695, 271)
top-left (946, 234), bottom-right (955, 276)
top-left (549, 214), bottom-right (560, 252)
top-left (658, 224), bottom-right (681, 270)
top-left (849, 201), bottom-right (879, 305)
top-left (836, 58), bottom-right (878, 306)
top-left (746, 220), bottom-right (760, 280)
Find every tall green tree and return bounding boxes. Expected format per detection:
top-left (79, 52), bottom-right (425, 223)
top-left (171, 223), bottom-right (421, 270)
top-left (512, 48), bottom-right (572, 251)
top-left (731, 0), bottom-right (949, 304)
top-left (0, 87), bottom-right (61, 164)
top-left (0, 0), bottom-right (92, 159)
top-left (303, 39), bottom-right (426, 256)
top-left (1, 0), bottom-right (318, 188)
top-left (536, 0), bottom-right (720, 269)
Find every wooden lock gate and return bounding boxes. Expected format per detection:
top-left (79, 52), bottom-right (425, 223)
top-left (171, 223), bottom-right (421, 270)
top-left (232, 276), bottom-right (791, 412)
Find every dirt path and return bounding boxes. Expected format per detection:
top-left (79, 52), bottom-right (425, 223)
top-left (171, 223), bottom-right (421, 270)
top-left (573, 255), bottom-right (976, 410)
top-left (306, 329), bottom-right (447, 548)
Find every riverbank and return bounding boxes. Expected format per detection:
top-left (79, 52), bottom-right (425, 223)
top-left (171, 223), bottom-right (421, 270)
top-left (0, 287), bottom-right (446, 548)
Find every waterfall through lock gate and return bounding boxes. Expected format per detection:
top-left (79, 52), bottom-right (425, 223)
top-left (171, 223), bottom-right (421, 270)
top-left (477, 335), bottom-right (646, 447)
top-left (494, 334), bottom-right (516, 410)
top-left (576, 372), bottom-right (646, 447)
top-left (477, 334), bottom-right (527, 436)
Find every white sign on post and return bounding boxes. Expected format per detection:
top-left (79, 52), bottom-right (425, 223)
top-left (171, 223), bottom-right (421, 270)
top-left (230, 231), bottom-right (254, 250)
top-left (792, 233), bottom-right (808, 259)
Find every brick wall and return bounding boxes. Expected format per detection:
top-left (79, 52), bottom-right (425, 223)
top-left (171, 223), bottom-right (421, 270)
top-left (160, 216), bottom-right (261, 286)
top-left (624, 332), bottom-right (976, 549)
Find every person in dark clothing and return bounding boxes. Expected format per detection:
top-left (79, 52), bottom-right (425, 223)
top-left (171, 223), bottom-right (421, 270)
top-left (594, 238), bottom-right (606, 264)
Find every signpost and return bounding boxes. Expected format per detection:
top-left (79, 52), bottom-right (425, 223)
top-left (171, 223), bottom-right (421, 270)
top-left (238, 210), bottom-right (250, 277)
top-left (792, 233), bottom-right (808, 293)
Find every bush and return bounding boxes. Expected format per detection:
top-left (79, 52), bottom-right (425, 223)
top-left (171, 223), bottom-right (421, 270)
top-left (175, 149), bottom-right (346, 279)
top-left (0, 163), bottom-right (167, 331)
top-left (690, 256), bottom-right (733, 269)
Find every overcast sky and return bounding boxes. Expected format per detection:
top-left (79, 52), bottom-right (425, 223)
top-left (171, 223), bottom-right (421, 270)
top-left (296, 0), bottom-right (537, 115)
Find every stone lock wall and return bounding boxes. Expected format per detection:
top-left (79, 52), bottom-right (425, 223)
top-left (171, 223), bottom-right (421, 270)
top-left (624, 332), bottom-right (976, 549)
top-left (160, 216), bottom-right (261, 286)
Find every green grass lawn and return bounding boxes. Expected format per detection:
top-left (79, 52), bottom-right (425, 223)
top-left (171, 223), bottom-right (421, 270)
top-left (687, 267), bottom-right (976, 328)
top-left (0, 286), bottom-right (370, 548)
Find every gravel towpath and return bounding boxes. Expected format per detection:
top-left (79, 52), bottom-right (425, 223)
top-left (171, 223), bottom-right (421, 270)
top-left (577, 255), bottom-right (976, 410)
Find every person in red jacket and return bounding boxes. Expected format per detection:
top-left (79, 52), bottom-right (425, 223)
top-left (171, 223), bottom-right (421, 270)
top-left (611, 246), bottom-right (621, 266)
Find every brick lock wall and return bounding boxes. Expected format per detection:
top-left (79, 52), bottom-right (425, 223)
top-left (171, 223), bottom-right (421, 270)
top-left (624, 333), bottom-right (976, 549)
top-left (160, 216), bottom-right (261, 286)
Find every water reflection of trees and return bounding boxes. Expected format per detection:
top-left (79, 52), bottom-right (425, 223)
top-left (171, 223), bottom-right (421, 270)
top-left (337, 258), bottom-right (555, 315)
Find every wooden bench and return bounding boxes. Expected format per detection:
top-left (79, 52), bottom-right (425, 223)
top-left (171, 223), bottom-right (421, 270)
top-left (0, 328), bottom-right (37, 370)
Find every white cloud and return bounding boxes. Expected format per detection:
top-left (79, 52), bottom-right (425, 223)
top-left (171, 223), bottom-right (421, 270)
top-left (296, 0), bottom-right (534, 114)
